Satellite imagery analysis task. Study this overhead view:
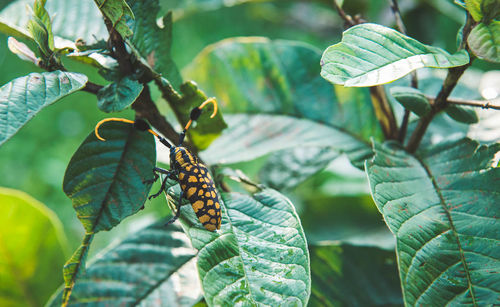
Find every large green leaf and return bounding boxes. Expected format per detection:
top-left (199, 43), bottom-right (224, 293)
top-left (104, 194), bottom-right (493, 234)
top-left (167, 187), bottom-right (311, 306)
top-left (0, 0), bottom-right (108, 44)
top-left (309, 243), bottom-right (403, 307)
top-left (47, 223), bottom-right (201, 306)
top-left (184, 38), bottom-right (379, 168)
top-left (127, 0), bottom-right (182, 90)
top-left (0, 71), bottom-right (88, 146)
top-left (467, 21), bottom-right (500, 63)
top-left (259, 147), bottom-right (339, 190)
top-left (61, 122), bottom-right (156, 303)
top-left (97, 76), bottom-right (144, 113)
top-left (366, 138), bottom-right (500, 306)
top-left (63, 122), bottom-right (156, 233)
top-left (0, 187), bottom-right (68, 307)
top-left (200, 114), bottom-right (372, 169)
top-left (321, 23), bottom-right (470, 87)
top-left (93, 0), bottom-right (133, 39)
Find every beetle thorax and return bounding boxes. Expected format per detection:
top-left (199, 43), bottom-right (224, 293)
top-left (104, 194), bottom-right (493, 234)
top-left (170, 147), bottom-right (197, 169)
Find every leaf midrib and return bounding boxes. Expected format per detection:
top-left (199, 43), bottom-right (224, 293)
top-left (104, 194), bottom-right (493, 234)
top-left (416, 156), bottom-right (477, 306)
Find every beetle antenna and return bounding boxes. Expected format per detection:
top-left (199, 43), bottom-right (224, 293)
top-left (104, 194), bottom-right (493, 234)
top-left (179, 98), bottom-right (218, 145)
top-left (94, 117), bottom-right (173, 148)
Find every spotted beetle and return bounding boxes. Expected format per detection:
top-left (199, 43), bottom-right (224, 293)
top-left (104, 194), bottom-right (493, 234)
top-left (94, 99), bottom-right (222, 231)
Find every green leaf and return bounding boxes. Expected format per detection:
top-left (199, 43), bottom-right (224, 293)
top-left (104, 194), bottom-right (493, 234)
top-left (62, 232), bottom-right (94, 305)
top-left (445, 104), bottom-right (479, 123)
top-left (366, 138), bottom-right (500, 306)
top-left (390, 86), bottom-right (431, 116)
top-left (0, 187), bottom-right (68, 307)
top-left (184, 38), bottom-right (379, 168)
top-left (259, 147), bottom-right (339, 190)
top-left (320, 23), bottom-right (470, 87)
top-left (127, 0), bottom-right (182, 90)
top-left (481, 0), bottom-right (500, 23)
top-left (200, 114), bottom-right (373, 169)
top-left (61, 122), bottom-right (156, 304)
top-left (33, 0), bottom-right (54, 50)
top-left (169, 187), bottom-right (311, 306)
top-left (97, 76), bottom-right (144, 113)
top-left (455, 0), bottom-right (467, 9)
top-left (0, 0), bottom-right (108, 45)
top-left (0, 71), bottom-right (88, 146)
top-left (63, 122), bottom-right (156, 233)
top-left (27, 16), bottom-right (51, 57)
top-left (166, 80), bottom-right (228, 150)
top-left (93, 0), bottom-right (133, 38)
top-left (309, 243), bottom-right (403, 306)
top-left (467, 21), bottom-right (500, 63)
top-left (47, 223), bottom-right (201, 306)
top-left (465, 0), bottom-right (482, 21)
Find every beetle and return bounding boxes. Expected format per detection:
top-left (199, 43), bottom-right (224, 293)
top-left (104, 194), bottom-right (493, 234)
top-left (94, 99), bottom-right (222, 231)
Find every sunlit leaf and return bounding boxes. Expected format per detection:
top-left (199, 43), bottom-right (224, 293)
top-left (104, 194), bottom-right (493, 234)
top-left (127, 0), bottom-right (182, 90)
top-left (321, 23), bottom-right (470, 87)
top-left (0, 71), bottom-right (88, 146)
top-left (467, 21), bottom-right (500, 63)
top-left (63, 122), bottom-right (156, 233)
top-left (167, 187), bottom-right (311, 306)
top-left (366, 138), bottom-right (500, 306)
top-left (93, 0), bottom-right (134, 38)
top-left (465, 0), bottom-right (482, 21)
top-left (0, 187), bottom-right (68, 307)
top-left (47, 223), bottom-right (201, 307)
top-left (309, 243), bottom-right (403, 306)
top-left (97, 76), bottom-right (144, 113)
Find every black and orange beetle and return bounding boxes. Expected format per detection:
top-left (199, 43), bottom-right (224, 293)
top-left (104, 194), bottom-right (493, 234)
top-left (94, 99), bottom-right (222, 231)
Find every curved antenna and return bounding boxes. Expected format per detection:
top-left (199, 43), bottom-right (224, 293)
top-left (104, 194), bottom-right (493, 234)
top-left (179, 98), bottom-right (218, 145)
top-left (94, 118), bottom-right (166, 145)
top-left (199, 97), bottom-right (217, 118)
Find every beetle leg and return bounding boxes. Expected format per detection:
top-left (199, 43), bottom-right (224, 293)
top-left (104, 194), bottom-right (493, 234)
top-left (148, 169), bottom-right (177, 200)
top-left (165, 190), bottom-right (184, 226)
top-left (144, 167), bottom-right (173, 185)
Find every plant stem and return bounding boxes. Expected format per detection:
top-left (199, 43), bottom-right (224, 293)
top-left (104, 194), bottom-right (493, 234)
top-left (406, 63), bottom-right (471, 152)
top-left (406, 13), bottom-right (475, 153)
top-left (432, 97), bottom-right (500, 110)
top-left (390, 0), bottom-right (418, 143)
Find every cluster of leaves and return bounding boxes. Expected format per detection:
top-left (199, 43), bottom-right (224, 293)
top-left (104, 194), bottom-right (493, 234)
top-left (0, 0), bottom-right (498, 306)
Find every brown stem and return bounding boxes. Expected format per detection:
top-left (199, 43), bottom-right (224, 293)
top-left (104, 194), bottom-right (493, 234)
top-left (82, 81), bottom-right (104, 94)
top-left (331, 0), bottom-right (356, 27)
top-left (369, 86), bottom-right (398, 140)
top-left (426, 96), bottom-right (500, 110)
top-left (406, 14), bottom-right (475, 153)
top-left (406, 64), bottom-right (471, 152)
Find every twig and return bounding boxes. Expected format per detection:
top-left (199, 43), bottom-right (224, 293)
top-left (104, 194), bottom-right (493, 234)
top-left (331, 0), bottom-right (356, 27)
top-left (82, 81), bottom-right (103, 94)
top-left (426, 96), bottom-right (500, 110)
top-left (406, 13), bottom-right (475, 153)
top-left (102, 17), bottom-right (198, 152)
